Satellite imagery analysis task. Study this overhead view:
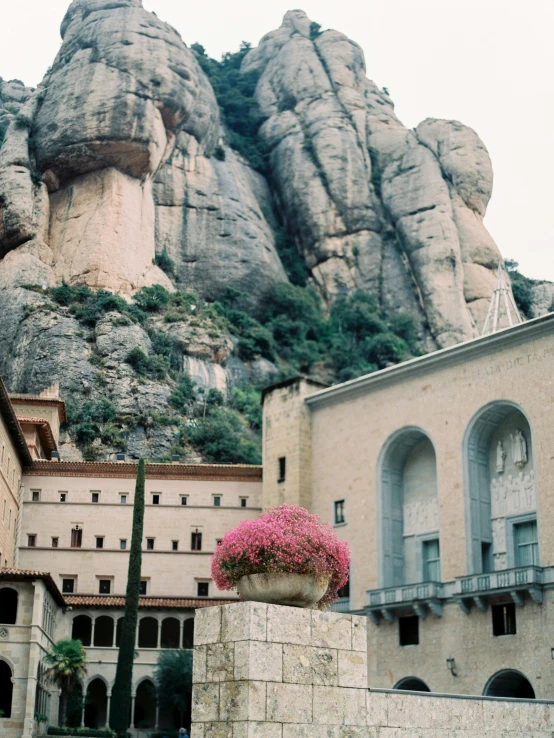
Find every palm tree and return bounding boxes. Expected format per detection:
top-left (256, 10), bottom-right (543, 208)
top-left (44, 639), bottom-right (88, 727)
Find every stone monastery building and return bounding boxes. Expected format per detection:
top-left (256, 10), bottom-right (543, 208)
top-left (1, 310), bottom-right (554, 736)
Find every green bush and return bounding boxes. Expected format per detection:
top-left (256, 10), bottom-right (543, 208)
top-left (47, 729), bottom-right (116, 737)
top-left (229, 385), bottom-right (262, 430)
top-left (169, 373), bottom-right (196, 409)
top-left (153, 250), bottom-right (176, 278)
top-left (310, 21), bottom-right (322, 39)
top-left (133, 285), bottom-right (172, 312)
top-left (505, 259), bottom-right (534, 319)
top-left (125, 347), bottom-right (170, 380)
top-left (188, 406), bottom-right (261, 464)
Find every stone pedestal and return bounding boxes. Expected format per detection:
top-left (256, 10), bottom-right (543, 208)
top-left (191, 602), bottom-right (368, 738)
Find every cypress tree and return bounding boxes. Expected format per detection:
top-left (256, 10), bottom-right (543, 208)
top-left (110, 459), bottom-right (146, 735)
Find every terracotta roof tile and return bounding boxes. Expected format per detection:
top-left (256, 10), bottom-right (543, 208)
top-left (27, 460), bottom-right (263, 481)
top-left (65, 595), bottom-right (238, 609)
top-left (0, 567), bottom-right (65, 605)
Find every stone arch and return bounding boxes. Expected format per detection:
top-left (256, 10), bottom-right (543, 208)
top-left (85, 677), bottom-right (108, 728)
top-left (463, 400), bottom-right (537, 574)
top-left (138, 617), bottom-right (158, 648)
top-left (378, 427), bottom-right (439, 587)
top-left (134, 678), bottom-right (156, 728)
top-left (483, 669), bottom-right (535, 699)
top-left (93, 616), bottom-right (115, 647)
top-left (393, 676), bottom-right (431, 692)
top-left (0, 587), bottom-right (18, 624)
top-left (183, 617), bottom-right (194, 648)
top-left (72, 614), bottom-right (92, 646)
top-left (0, 659), bottom-right (14, 717)
top-left (161, 617), bottom-right (180, 649)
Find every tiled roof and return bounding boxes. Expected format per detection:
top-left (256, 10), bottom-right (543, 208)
top-left (17, 416), bottom-right (58, 457)
top-left (9, 393), bottom-right (67, 422)
top-left (27, 460), bottom-right (263, 481)
top-left (65, 595), bottom-right (238, 609)
top-left (0, 380), bottom-right (33, 468)
top-left (0, 567), bottom-right (65, 605)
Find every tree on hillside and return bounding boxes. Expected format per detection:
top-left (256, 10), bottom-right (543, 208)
top-left (154, 649), bottom-right (194, 726)
top-left (109, 459), bottom-right (146, 735)
top-left (44, 639), bottom-right (88, 727)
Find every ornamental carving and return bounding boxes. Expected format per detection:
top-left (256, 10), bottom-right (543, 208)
top-left (510, 429), bottom-right (528, 469)
top-left (491, 470), bottom-right (536, 518)
top-left (0, 627), bottom-right (9, 639)
top-left (403, 497), bottom-right (439, 536)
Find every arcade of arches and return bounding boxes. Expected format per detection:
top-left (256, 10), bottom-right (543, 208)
top-left (71, 614), bottom-right (194, 649)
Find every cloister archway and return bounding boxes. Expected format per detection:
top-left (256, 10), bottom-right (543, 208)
top-left (484, 669), bottom-right (535, 699)
top-left (0, 659), bottom-right (13, 717)
top-left (85, 678), bottom-right (108, 728)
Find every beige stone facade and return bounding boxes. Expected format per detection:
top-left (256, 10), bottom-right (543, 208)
top-left (262, 313), bottom-right (554, 698)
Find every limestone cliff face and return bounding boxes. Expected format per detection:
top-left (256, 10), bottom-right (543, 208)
top-left (242, 11), bottom-right (504, 346)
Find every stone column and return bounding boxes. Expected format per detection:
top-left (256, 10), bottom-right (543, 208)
top-left (106, 693), bottom-right (111, 729)
top-left (191, 602), bottom-right (368, 738)
top-left (130, 695), bottom-right (136, 729)
top-left (80, 686), bottom-right (86, 728)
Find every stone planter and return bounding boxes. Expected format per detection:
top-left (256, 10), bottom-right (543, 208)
top-left (236, 573), bottom-right (328, 608)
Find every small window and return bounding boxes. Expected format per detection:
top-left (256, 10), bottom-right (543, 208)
top-left (60, 492), bottom-right (67, 503)
top-left (99, 579), bottom-right (111, 595)
top-left (181, 496), bottom-right (188, 506)
top-left (152, 494), bottom-right (160, 505)
top-left (337, 579), bottom-right (350, 599)
top-left (96, 537), bottom-right (104, 549)
top-left (120, 539), bottom-right (127, 550)
top-left (213, 496), bottom-right (221, 507)
top-left (71, 527), bottom-right (83, 549)
top-left (172, 540), bottom-right (179, 551)
top-left (52, 537), bottom-right (59, 548)
top-left (216, 539), bottom-right (223, 546)
top-left (399, 616), bottom-right (419, 646)
top-left (422, 539), bottom-right (441, 581)
top-left (31, 490), bottom-right (41, 502)
top-left (197, 582), bottom-right (209, 597)
top-left (191, 531), bottom-right (202, 551)
top-left (139, 581), bottom-right (147, 595)
top-left (62, 579), bottom-right (75, 594)
top-left (28, 534), bottom-right (37, 547)
top-left (334, 500), bottom-right (345, 525)
top-left (481, 542), bottom-right (493, 573)
top-left (120, 495), bottom-right (127, 504)
top-left (91, 492), bottom-right (100, 503)
top-left (492, 603), bottom-right (516, 636)
top-left (146, 538), bottom-right (155, 550)
top-left (514, 519), bottom-right (539, 566)
top-left (278, 457), bottom-right (286, 483)
top-left (240, 498), bottom-right (247, 508)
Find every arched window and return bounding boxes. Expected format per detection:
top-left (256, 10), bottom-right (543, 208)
top-left (0, 588), bottom-right (18, 624)
top-left (85, 679), bottom-right (108, 728)
top-left (484, 669), bottom-right (535, 699)
top-left (94, 616), bottom-right (114, 647)
top-left (160, 617), bottom-right (180, 649)
top-left (138, 617), bottom-right (158, 648)
top-left (379, 428), bottom-right (439, 587)
top-left (72, 615), bottom-right (92, 646)
top-left (183, 618), bottom-right (194, 649)
top-left (116, 617), bottom-right (124, 647)
top-left (394, 677), bottom-right (431, 692)
top-left (0, 660), bottom-right (13, 718)
top-left (134, 680), bottom-right (156, 727)
top-left (464, 402), bottom-right (537, 574)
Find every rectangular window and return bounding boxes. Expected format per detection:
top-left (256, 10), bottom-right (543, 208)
top-left (152, 494), bottom-right (160, 505)
top-left (197, 582), bottom-right (209, 597)
top-left (146, 538), bottom-right (155, 550)
top-left (62, 579), bottom-right (75, 594)
top-left (422, 538), bottom-right (441, 581)
top-left (399, 615), bottom-right (419, 646)
top-left (99, 579), bottom-right (111, 595)
top-left (60, 492), bottom-right (67, 503)
top-left (31, 490), bottom-right (41, 502)
top-left (28, 534), bottom-right (37, 547)
top-left (181, 496), bottom-right (188, 506)
top-left (120, 539), bottom-right (127, 550)
top-left (91, 492), bottom-right (100, 503)
top-left (481, 542), bottom-right (493, 573)
top-left (139, 581), bottom-right (147, 595)
top-left (492, 603), bottom-right (517, 636)
top-left (71, 527), bottom-right (83, 548)
top-left (172, 540), bottom-right (179, 551)
top-left (52, 537), bottom-right (59, 548)
top-left (191, 531), bottom-right (202, 551)
top-left (120, 495), bottom-right (127, 504)
top-left (96, 537), bottom-right (104, 549)
top-left (213, 496), bottom-right (221, 507)
top-left (514, 520), bottom-right (539, 566)
top-left (240, 498), bottom-right (247, 508)
top-left (337, 579), bottom-right (350, 599)
top-left (334, 499), bottom-right (346, 525)
top-left (278, 457), bottom-right (286, 483)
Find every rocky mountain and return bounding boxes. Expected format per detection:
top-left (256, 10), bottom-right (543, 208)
top-left (0, 1), bottom-right (551, 461)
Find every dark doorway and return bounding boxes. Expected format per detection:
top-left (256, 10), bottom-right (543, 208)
top-left (72, 615), bottom-right (92, 646)
top-left (0, 660), bottom-right (13, 717)
top-left (161, 618), bottom-right (180, 648)
top-left (138, 617), bottom-right (158, 648)
top-left (94, 617), bottom-right (114, 647)
top-left (134, 680), bottom-right (156, 729)
top-left (85, 679), bottom-right (108, 728)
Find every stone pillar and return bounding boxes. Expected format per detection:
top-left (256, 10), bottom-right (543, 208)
top-left (106, 693), bottom-right (111, 729)
top-left (80, 686), bottom-right (86, 728)
top-left (191, 602), bottom-right (368, 738)
top-left (130, 695), bottom-right (136, 729)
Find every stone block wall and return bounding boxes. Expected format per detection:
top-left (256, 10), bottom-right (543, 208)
top-left (191, 602), bottom-right (554, 738)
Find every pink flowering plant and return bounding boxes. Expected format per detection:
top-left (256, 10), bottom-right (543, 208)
top-left (211, 504), bottom-right (350, 606)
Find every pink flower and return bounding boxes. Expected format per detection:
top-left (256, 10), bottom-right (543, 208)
top-left (211, 505), bottom-right (350, 606)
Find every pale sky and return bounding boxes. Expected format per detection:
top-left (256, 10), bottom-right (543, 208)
top-left (1, 0), bottom-right (552, 281)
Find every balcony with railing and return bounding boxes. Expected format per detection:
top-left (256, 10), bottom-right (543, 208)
top-left (329, 597), bottom-right (352, 613)
top-left (365, 566), bottom-right (547, 624)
